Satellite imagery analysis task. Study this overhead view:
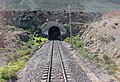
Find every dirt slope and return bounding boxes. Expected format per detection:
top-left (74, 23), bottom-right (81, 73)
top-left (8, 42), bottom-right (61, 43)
top-left (81, 16), bottom-right (120, 81)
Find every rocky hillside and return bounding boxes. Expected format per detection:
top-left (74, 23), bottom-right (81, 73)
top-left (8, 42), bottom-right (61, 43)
top-left (0, 0), bottom-right (120, 12)
top-left (102, 11), bottom-right (120, 19)
top-left (0, 14), bottom-right (23, 66)
top-left (81, 16), bottom-right (120, 81)
top-left (0, 12), bottom-right (48, 81)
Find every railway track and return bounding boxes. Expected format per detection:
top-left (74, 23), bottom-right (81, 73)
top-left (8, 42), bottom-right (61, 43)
top-left (41, 41), bottom-right (69, 82)
top-left (17, 40), bottom-right (91, 82)
top-left (17, 40), bottom-right (117, 82)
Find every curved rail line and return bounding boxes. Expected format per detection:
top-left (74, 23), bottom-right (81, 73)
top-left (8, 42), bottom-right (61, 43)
top-left (46, 41), bottom-right (68, 82)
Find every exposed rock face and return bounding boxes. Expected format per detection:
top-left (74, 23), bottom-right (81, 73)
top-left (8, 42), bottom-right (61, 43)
top-left (0, 32), bottom-right (4, 48)
top-left (81, 16), bottom-right (120, 81)
top-left (0, 10), bottom-right (101, 28)
top-left (0, 15), bottom-right (4, 48)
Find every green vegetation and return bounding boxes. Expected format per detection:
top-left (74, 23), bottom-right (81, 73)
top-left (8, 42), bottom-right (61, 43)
top-left (101, 54), bottom-right (117, 74)
top-left (32, 35), bottom-right (47, 47)
top-left (17, 50), bottom-right (30, 57)
top-left (0, 47), bottom-right (31, 81)
top-left (64, 37), bottom-right (69, 43)
top-left (92, 53), bottom-right (117, 74)
top-left (103, 54), bottom-right (110, 64)
top-left (65, 36), bottom-right (84, 48)
top-left (18, 32), bottom-right (47, 52)
top-left (0, 33), bottom-right (47, 81)
top-left (26, 34), bottom-right (47, 52)
top-left (102, 63), bottom-right (116, 75)
top-left (65, 36), bottom-right (91, 58)
top-left (79, 47), bottom-right (89, 57)
top-left (0, 60), bottom-right (25, 81)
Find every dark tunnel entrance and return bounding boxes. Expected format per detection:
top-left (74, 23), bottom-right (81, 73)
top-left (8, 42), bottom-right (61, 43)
top-left (48, 26), bottom-right (61, 40)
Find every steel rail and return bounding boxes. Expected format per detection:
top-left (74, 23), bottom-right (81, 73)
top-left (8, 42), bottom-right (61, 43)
top-left (47, 41), bottom-right (68, 82)
top-left (47, 41), bottom-right (54, 82)
top-left (57, 41), bottom-right (68, 82)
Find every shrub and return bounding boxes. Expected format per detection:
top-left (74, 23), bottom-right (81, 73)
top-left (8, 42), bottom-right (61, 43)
top-left (0, 79), bottom-right (6, 82)
top-left (73, 40), bottom-right (84, 48)
top-left (22, 55), bottom-right (31, 62)
top-left (64, 37), bottom-right (70, 43)
top-left (79, 47), bottom-right (89, 57)
top-left (32, 35), bottom-right (47, 47)
top-left (103, 54), bottom-right (110, 64)
top-left (18, 50), bottom-right (30, 57)
top-left (102, 62), bottom-right (117, 75)
top-left (0, 60), bottom-right (25, 81)
top-left (101, 54), bottom-right (117, 74)
top-left (65, 36), bottom-right (84, 48)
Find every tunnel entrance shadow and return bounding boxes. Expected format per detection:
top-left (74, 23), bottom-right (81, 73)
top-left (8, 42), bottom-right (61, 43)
top-left (48, 26), bottom-right (61, 40)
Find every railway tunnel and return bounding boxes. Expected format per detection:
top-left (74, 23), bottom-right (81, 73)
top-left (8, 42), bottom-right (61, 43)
top-left (48, 26), bottom-right (61, 40)
top-left (41, 21), bottom-right (67, 40)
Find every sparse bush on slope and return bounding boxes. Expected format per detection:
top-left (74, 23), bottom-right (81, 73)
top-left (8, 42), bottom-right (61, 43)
top-left (65, 36), bottom-right (84, 48)
top-left (0, 60), bottom-right (25, 81)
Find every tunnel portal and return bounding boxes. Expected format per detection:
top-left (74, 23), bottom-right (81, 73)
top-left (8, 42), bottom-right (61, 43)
top-left (41, 21), bottom-right (67, 40)
top-left (48, 26), bottom-right (61, 40)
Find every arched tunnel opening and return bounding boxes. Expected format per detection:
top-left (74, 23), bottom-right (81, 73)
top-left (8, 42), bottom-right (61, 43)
top-left (48, 26), bottom-right (61, 40)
